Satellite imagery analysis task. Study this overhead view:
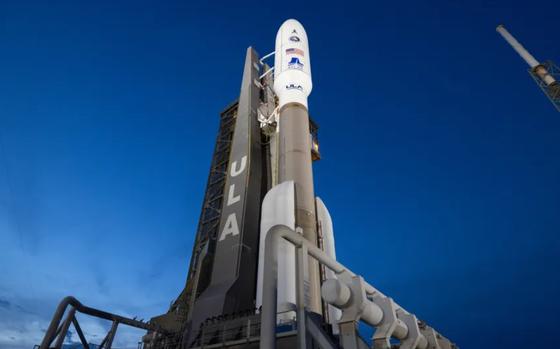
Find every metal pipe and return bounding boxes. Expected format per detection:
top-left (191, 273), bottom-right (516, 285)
top-left (260, 225), bottom-right (285, 349)
top-left (261, 225), bottom-right (419, 348)
top-left (260, 225), bottom-right (446, 349)
top-left (261, 225), bottom-right (332, 348)
top-left (393, 319), bottom-right (409, 339)
top-left (54, 307), bottom-right (76, 348)
top-left (105, 321), bottom-right (119, 349)
top-left (321, 279), bottom-right (351, 308)
top-left (98, 330), bottom-right (110, 349)
top-left (72, 317), bottom-right (90, 349)
top-left (259, 67), bottom-right (275, 80)
top-left (40, 296), bottom-right (162, 349)
top-left (40, 297), bottom-right (74, 348)
top-left (418, 334), bottom-right (429, 349)
top-left (295, 245), bottom-right (308, 349)
top-left (72, 297), bottom-right (154, 329)
top-left (321, 279), bottom-right (383, 326)
top-left (496, 25), bottom-right (540, 68)
top-left (259, 51), bottom-right (275, 64)
top-left (363, 281), bottom-right (410, 317)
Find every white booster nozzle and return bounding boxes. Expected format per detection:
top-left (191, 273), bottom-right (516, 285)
top-left (273, 19), bottom-right (313, 110)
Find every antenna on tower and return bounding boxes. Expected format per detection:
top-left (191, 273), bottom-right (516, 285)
top-left (497, 24), bottom-right (560, 112)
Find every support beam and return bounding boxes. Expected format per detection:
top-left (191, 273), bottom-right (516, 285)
top-left (295, 245), bottom-right (309, 349)
top-left (305, 314), bottom-right (338, 349)
top-left (338, 322), bottom-right (360, 349)
top-left (105, 321), bottom-right (119, 349)
top-left (72, 317), bottom-right (90, 349)
top-left (54, 307), bottom-right (76, 349)
top-left (398, 311), bottom-right (427, 349)
top-left (39, 296), bottom-right (161, 349)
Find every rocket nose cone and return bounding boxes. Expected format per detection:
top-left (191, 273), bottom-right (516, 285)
top-left (277, 18), bottom-right (307, 37)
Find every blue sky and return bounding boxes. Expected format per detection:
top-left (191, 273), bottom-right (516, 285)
top-left (1, 1), bottom-right (559, 348)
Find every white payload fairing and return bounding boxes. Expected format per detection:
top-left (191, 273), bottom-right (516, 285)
top-left (273, 19), bottom-right (313, 109)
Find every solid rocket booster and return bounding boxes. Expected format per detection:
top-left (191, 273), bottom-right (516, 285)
top-left (496, 24), bottom-right (557, 86)
top-left (273, 19), bottom-right (322, 314)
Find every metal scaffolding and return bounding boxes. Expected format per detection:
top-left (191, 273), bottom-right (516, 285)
top-left (529, 61), bottom-right (560, 112)
top-left (38, 296), bottom-right (164, 349)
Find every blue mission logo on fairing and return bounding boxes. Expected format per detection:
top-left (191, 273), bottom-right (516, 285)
top-left (288, 57), bottom-right (304, 70)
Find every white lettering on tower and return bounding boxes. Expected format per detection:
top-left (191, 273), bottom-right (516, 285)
top-left (219, 155), bottom-right (248, 241)
top-left (219, 213), bottom-right (240, 241)
top-left (227, 184), bottom-right (241, 206)
top-left (230, 156), bottom-right (247, 177)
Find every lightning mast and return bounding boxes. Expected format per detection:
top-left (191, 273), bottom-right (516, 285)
top-left (497, 25), bottom-right (560, 111)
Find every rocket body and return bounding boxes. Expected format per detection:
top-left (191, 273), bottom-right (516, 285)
top-left (273, 19), bottom-right (322, 315)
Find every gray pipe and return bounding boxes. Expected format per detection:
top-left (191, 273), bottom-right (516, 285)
top-left (260, 225), bottom-right (288, 349)
top-left (53, 307), bottom-right (76, 349)
top-left (260, 225), bottom-right (383, 348)
top-left (260, 225), bottom-right (442, 349)
top-left (40, 296), bottom-right (161, 349)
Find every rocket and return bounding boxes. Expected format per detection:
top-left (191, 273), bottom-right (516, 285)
top-left (273, 19), bottom-right (321, 315)
top-left (257, 19), bottom-right (336, 320)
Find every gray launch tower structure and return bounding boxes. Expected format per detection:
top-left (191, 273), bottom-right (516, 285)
top-left (145, 44), bottom-right (326, 348)
top-left (38, 20), bottom-right (457, 349)
top-left (146, 47), bottom-right (306, 346)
